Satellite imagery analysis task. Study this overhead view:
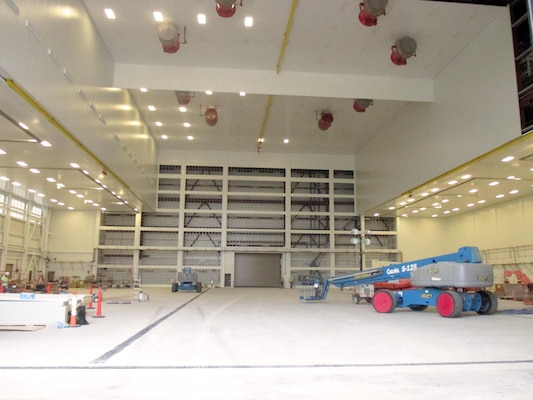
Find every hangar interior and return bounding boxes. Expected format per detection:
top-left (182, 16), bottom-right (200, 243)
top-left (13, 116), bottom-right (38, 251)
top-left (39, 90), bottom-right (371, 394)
top-left (0, 1), bottom-right (533, 398)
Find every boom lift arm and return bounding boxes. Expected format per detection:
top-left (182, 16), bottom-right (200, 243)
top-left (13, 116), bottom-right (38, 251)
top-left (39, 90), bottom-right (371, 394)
top-left (299, 246), bottom-right (498, 318)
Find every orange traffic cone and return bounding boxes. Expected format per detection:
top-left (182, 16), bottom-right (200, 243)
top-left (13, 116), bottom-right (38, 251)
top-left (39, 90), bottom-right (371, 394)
top-left (93, 287), bottom-right (105, 319)
top-left (68, 291), bottom-right (80, 328)
top-left (87, 284), bottom-right (95, 310)
top-left (46, 283), bottom-right (51, 294)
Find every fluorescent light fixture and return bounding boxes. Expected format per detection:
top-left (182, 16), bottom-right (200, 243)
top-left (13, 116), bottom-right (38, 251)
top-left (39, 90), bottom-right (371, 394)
top-left (431, 188), bottom-right (439, 192)
top-left (239, 92), bottom-right (246, 96)
top-left (155, 121), bottom-right (162, 127)
top-left (496, 194), bottom-right (505, 198)
top-left (184, 122), bottom-right (191, 127)
top-left (501, 156), bottom-right (514, 162)
top-left (37, 193), bottom-right (45, 197)
top-left (161, 135), bottom-right (168, 140)
top-left (205, 90), bottom-right (213, 95)
top-left (420, 192), bottom-right (428, 196)
top-left (461, 174), bottom-right (471, 179)
top-left (69, 190), bottom-right (77, 194)
top-left (388, 206), bottom-right (395, 210)
top-left (140, 88), bottom-right (148, 92)
top-left (283, 139), bottom-right (289, 144)
top-left (441, 199), bottom-right (450, 203)
top-left (509, 189), bottom-right (519, 194)
top-left (46, 177), bottom-right (56, 182)
top-left (179, 106), bottom-right (187, 112)
top-left (489, 181), bottom-right (499, 186)
top-left (28, 189), bottom-right (36, 193)
top-left (104, 8), bottom-right (116, 19)
top-left (467, 203), bottom-right (475, 207)
top-left (40, 141), bottom-right (52, 147)
top-left (18, 122), bottom-right (29, 130)
top-left (12, 181), bottom-right (21, 186)
top-left (70, 163), bottom-right (80, 168)
top-left (17, 161), bottom-right (28, 167)
top-left (187, 135), bottom-right (194, 140)
top-left (0, 176), bottom-right (10, 181)
top-left (452, 208), bottom-right (460, 212)
top-left (0, 148), bottom-right (5, 154)
top-left (29, 168), bottom-right (40, 174)
top-left (244, 16), bottom-right (253, 27)
top-left (468, 189), bottom-right (478, 193)
top-left (448, 180), bottom-right (457, 185)
top-left (153, 11), bottom-right (163, 22)
top-left (197, 13), bottom-right (206, 24)
top-left (148, 105), bottom-right (156, 111)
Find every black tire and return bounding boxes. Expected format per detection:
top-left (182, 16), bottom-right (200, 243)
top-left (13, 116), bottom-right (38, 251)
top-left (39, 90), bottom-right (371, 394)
top-left (436, 291), bottom-right (463, 318)
top-left (372, 289), bottom-right (397, 313)
top-left (477, 290), bottom-right (498, 315)
top-left (408, 305), bottom-right (428, 311)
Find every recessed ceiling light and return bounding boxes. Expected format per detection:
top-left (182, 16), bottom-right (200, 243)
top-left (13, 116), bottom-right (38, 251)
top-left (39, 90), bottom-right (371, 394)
top-left (29, 168), bottom-right (40, 174)
top-left (432, 202), bottom-right (439, 206)
top-left (507, 175), bottom-right (516, 180)
top-left (187, 135), bottom-right (194, 140)
top-left (421, 192), bottom-right (429, 196)
top-left (444, 210), bottom-right (450, 214)
top-left (0, 176), bottom-right (9, 181)
top-left (184, 122), bottom-right (191, 128)
top-left (432, 214), bottom-right (438, 218)
top-left (28, 189), bottom-right (36, 193)
top-left (419, 207), bottom-right (426, 211)
top-left (489, 181), bottom-right (499, 186)
top-left (373, 213), bottom-right (380, 216)
top-left (0, 148), bottom-right (5, 154)
top-left (16, 161), bottom-right (27, 167)
top-left (495, 194), bottom-right (505, 198)
top-left (50, 199), bottom-right (57, 203)
top-left (197, 13), bottom-right (206, 24)
top-left (69, 190), bottom-right (77, 194)
top-left (179, 106), bottom-right (187, 112)
top-left (258, 137), bottom-right (264, 143)
top-left (104, 8), bottom-right (116, 19)
top-left (40, 141), bottom-right (52, 147)
top-left (155, 121), bottom-right (162, 127)
top-left (501, 156), bottom-right (514, 162)
top-left (18, 122), bottom-right (29, 130)
top-left (412, 210), bottom-right (418, 213)
top-left (205, 90), bottom-right (213, 95)
top-left (37, 193), bottom-right (45, 197)
top-left (452, 208), bottom-right (460, 212)
top-left (441, 199), bottom-right (449, 203)
top-left (399, 201), bottom-right (406, 206)
top-left (283, 139), bottom-right (289, 144)
top-left (509, 189), bottom-right (519, 194)
top-left (244, 16), bottom-right (253, 27)
top-left (12, 181), bottom-right (21, 186)
top-left (468, 189), bottom-right (478, 193)
top-left (461, 174), bottom-right (471, 179)
top-left (140, 88), bottom-right (147, 92)
top-left (70, 163), bottom-right (80, 168)
top-left (477, 199), bottom-right (486, 204)
top-left (153, 11), bottom-right (163, 22)
top-left (47, 177), bottom-right (56, 182)
top-left (240, 92), bottom-right (246, 96)
top-left (388, 206), bottom-right (395, 210)
top-left (148, 105), bottom-right (155, 111)
top-left (161, 135), bottom-right (168, 140)
top-left (448, 180), bottom-right (458, 185)
top-left (407, 198), bottom-right (415, 203)
top-left (467, 203), bottom-right (475, 207)
top-left (68, 207), bottom-right (74, 210)
top-left (431, 188), bottom-right (439, 192)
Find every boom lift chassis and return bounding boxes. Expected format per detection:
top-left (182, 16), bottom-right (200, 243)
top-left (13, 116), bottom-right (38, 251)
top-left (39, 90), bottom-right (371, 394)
top-left (299, 246), bottom-right (498, 318)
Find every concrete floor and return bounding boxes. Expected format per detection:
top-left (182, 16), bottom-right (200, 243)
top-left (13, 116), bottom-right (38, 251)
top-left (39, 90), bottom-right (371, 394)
top-left (1, 286), bottom-right (532, 399)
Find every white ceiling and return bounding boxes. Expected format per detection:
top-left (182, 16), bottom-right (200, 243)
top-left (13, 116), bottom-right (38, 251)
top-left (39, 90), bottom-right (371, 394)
top-left (1, 0), bottom-right (532, 217)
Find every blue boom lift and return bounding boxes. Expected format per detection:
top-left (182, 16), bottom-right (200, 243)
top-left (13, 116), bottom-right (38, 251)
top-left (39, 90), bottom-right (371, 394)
top-left (299, 246), bottom-right (498, 318)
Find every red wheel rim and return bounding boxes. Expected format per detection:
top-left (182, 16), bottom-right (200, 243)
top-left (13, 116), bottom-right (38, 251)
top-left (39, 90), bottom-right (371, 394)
top-left (373, 291), bottom-right (392, 313)
top-left (437, 293), bottom-right (454, 317)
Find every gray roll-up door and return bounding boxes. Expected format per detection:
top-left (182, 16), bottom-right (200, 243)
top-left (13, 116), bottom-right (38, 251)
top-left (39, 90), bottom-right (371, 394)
top-left (234, 253), bottom-right (281, 287)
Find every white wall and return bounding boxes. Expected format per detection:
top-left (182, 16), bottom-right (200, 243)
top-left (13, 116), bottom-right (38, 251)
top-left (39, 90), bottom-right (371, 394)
top-left (356, 10), bottom-right (521, 213)
top-left (47, 210), bottom-right (97, 258)
top-left (398, 193), bottom-right (533, 260)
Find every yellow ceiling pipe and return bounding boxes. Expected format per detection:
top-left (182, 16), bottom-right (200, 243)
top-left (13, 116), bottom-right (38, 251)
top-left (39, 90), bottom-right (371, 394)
top-left (4, 77), bottom-right (143, 207)
top-left (258, 0), bottom-right (299, 152)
